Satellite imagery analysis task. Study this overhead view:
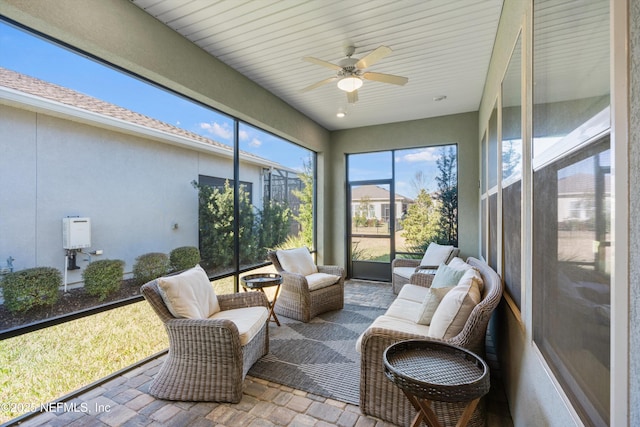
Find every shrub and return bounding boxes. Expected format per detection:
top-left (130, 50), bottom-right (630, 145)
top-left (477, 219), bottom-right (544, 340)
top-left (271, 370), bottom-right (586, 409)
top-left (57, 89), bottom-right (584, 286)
top-left (132, 252), bottom-right (169, 285)
top-left (169, 246), bottom-right (200, 272)
top-left (83, 259), bottom-right (125, 301)
top-left (2, 267), bottom-right (61, 313)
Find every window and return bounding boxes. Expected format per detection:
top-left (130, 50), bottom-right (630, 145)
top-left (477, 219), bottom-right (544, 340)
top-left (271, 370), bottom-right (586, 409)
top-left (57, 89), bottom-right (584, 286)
top-left (347, 146), bottom-right (457, 281)
top-left (532, 0), bottom-right (610, 424)
top-left (199, 176), bottom-right (253, 201)
top-left (501, 33), bottom-right (523, 309)
top-left (533, 137), bottom-right (610, 426)
top-left (0, 20), bottom-right (316, 325)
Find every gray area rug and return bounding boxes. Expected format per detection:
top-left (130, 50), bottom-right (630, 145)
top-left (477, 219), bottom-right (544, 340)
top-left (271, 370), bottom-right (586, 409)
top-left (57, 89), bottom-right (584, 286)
top-left (248, 303), bottom-right (386, 405)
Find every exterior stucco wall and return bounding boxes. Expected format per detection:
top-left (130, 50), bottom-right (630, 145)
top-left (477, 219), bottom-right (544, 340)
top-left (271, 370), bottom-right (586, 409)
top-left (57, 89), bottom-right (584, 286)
top-left (0, 103), bottom-right (262, 285)
top-left (0, 0), bottom-right (332, 263)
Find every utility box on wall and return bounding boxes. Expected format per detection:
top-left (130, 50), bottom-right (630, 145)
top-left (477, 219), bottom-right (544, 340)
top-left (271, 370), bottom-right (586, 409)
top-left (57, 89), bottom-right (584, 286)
top-left (62, 217), bottom-right (91, 249)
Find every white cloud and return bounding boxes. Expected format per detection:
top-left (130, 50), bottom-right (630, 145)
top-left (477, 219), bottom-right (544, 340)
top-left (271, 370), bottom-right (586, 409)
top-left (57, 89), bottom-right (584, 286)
top-left (397, 147), bottom-right (441, 163)
top-left (249, 138), bottom-right (262, 148)
top-left (199, 121), bottom-right (233, 140)
top-left (239, 130), bottom-right (249, 141)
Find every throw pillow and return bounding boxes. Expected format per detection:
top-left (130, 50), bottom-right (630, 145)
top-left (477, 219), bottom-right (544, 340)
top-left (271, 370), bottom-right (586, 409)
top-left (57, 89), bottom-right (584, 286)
top-left (416, 286), bottom-right (454, 325)
top-left (431, 263), bottom-right (468, 288)
top-left (447, 257), bottom-right (485, 292)
top-left (276, 247), bottom-right (318, 276)
top-left (157, 265), bottom-right (220, 319)
top-left (448, 257), bottom-right (472, 271)
top-left (427, 268), bottom-right (482, 339)
top-left (420, 242), bottom-right (454, 267)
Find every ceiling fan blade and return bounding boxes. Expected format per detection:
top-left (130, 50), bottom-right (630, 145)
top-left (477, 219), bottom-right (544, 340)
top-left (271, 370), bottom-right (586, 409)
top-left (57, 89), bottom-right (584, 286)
top-left (362, 72), bottom-right (408, 86)
top-left (355, 45), bottom-right (392, 69)
top-left (300, 76), bottom-right (338, 92)
top-left (303, 56), bottom-right (342, 71)
top-left (347, 90), bottom-right (359, 104)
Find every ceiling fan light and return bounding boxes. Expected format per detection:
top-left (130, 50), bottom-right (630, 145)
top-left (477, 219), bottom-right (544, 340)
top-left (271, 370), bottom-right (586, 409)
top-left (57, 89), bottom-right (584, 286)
top-left (337, 76), bottom-right (363, 92)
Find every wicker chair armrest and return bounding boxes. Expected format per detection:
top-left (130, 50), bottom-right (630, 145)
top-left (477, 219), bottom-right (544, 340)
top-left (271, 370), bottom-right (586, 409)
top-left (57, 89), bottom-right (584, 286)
top-left (280, 271), bottom-right (310, 293)
top-left (391, 258), bottom-right (421, 268)
top-left (360, 326), bottom-right (432, 376)
top-left (164, 318), bottom-right (243, 355)
top-left (317, 265), bottom-right (345, 278)
top-left (409, 272), bottom-right (435, 288)
top-left (164, 316), bottom-right (237, 327)
top-left (415, 264), bottom-right (438, 270)
top-left (361, 326), bottom-right (430, 354)
top-left (218, 291), bottom-right (269, 311)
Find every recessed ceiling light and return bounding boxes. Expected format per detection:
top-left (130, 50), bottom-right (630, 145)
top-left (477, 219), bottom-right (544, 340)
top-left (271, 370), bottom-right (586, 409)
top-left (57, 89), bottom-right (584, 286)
top-left (433, 95), bottom-right (447, 102)
top-left (336, 111), bottom-right (346, 118)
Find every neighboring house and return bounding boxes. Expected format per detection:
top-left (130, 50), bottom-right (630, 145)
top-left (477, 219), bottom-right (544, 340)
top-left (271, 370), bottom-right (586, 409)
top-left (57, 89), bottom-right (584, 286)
top-left (0, 67), bottom-right (298, 286)
top-left (557, 172), bottom-right (611, 224)
top-left (350, 184), bottom-right (412, 227)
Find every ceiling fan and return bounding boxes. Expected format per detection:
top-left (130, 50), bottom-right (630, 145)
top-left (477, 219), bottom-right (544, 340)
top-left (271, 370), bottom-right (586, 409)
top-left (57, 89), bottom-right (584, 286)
top-left (301, 45), bottom-right (408, 104)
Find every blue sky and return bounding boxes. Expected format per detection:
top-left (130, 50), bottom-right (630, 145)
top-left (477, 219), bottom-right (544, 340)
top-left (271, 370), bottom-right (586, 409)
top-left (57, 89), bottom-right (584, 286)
top-left (0, 21), bottom-right (451, 199)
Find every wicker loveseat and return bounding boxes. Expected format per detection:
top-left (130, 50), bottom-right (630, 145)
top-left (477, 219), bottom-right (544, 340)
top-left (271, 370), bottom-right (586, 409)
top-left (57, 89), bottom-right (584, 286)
top-left (141, 266), bottom-right (269, 403)
top-left (267, 247), bottom-right (345, 322)
top-left (358, 257), bottom-right (503, 426)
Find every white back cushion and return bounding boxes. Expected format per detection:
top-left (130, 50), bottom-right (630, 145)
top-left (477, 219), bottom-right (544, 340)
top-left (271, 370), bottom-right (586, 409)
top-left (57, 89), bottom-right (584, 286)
top-left (427, 268), bottom-right (482, 339)
top-left (157, 265), bottom-right (220, 319)
top-left (416, 286), bottom-right (455, 325)
top-left (445, 257), bottom-right (484, 292)
top-left (276, 247), bottom-right (318, 276)
top-left (420, 242), bottom-right (455, 267)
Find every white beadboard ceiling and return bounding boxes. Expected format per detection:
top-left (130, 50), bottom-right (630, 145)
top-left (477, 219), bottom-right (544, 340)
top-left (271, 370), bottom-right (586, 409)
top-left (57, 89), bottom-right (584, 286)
top-left (132, 0), bottom-right (505, 130)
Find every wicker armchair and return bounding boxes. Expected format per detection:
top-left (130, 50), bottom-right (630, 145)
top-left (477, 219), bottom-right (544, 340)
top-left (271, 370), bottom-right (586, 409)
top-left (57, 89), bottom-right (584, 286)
top-left (267, 249), bottom-right (345, 322)
top-left (391, 246), bottom-right (460, 294)
top-left (360, 257), bottom-right (503, 427)
top-left (141, 280), bottom-right (269, 403)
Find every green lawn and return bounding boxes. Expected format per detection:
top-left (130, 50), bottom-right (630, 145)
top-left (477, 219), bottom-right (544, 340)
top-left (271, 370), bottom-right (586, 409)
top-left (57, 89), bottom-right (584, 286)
top-left (0, 301), bottom-right (168, 423)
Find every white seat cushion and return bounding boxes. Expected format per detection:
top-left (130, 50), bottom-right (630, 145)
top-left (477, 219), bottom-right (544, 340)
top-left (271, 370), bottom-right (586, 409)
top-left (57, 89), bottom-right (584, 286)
top-left (276, 247), bottom-right (318, 276)
top-left (356, 315), bottom-right (430, 353)
top-left (420, 242), bottom-right (455, 267)
top-left (209, 306), bottom-right (269, 346)
top-left (428, 269), bottom-right (482, 339)
top-left (306, 272), bottom-right (340, 291)
top-left (157, 265), bottom-right (220, 319)
top-left (393, 266), bottom-right (416, 280)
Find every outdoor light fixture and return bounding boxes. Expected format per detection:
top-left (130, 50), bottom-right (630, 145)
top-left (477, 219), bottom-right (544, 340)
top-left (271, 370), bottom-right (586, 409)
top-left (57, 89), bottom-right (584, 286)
top-left (337, 76), bottom-right (363, 92)
top-left (336, 110), bottom-right (346, 118)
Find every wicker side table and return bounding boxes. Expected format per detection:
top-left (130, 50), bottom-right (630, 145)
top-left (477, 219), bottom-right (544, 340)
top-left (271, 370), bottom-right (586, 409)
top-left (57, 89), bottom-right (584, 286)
top-left (383, 340), bottom-right (490, 427)
top-left (241, 273), bottom-right (282, 326)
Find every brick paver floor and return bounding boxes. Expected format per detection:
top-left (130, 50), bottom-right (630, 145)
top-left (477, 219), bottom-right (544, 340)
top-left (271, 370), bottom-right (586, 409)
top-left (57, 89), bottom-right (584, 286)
top-left (10, 279), bottom-right (513, 427)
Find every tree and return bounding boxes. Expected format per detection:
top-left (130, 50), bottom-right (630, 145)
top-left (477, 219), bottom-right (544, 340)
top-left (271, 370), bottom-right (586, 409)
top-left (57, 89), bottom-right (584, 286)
top-left (435, 146), bottom-right (458, 246)
top-left (291, 160), bottom-right (314, 248)
top-left (192, 180), bottom-right (259, 273)
top-left (259, 200), bottom-right (292, 251)
top-left (502, 139), bottom-right (521, 178)
top-left (400, 188), bottom-right (440, 249)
